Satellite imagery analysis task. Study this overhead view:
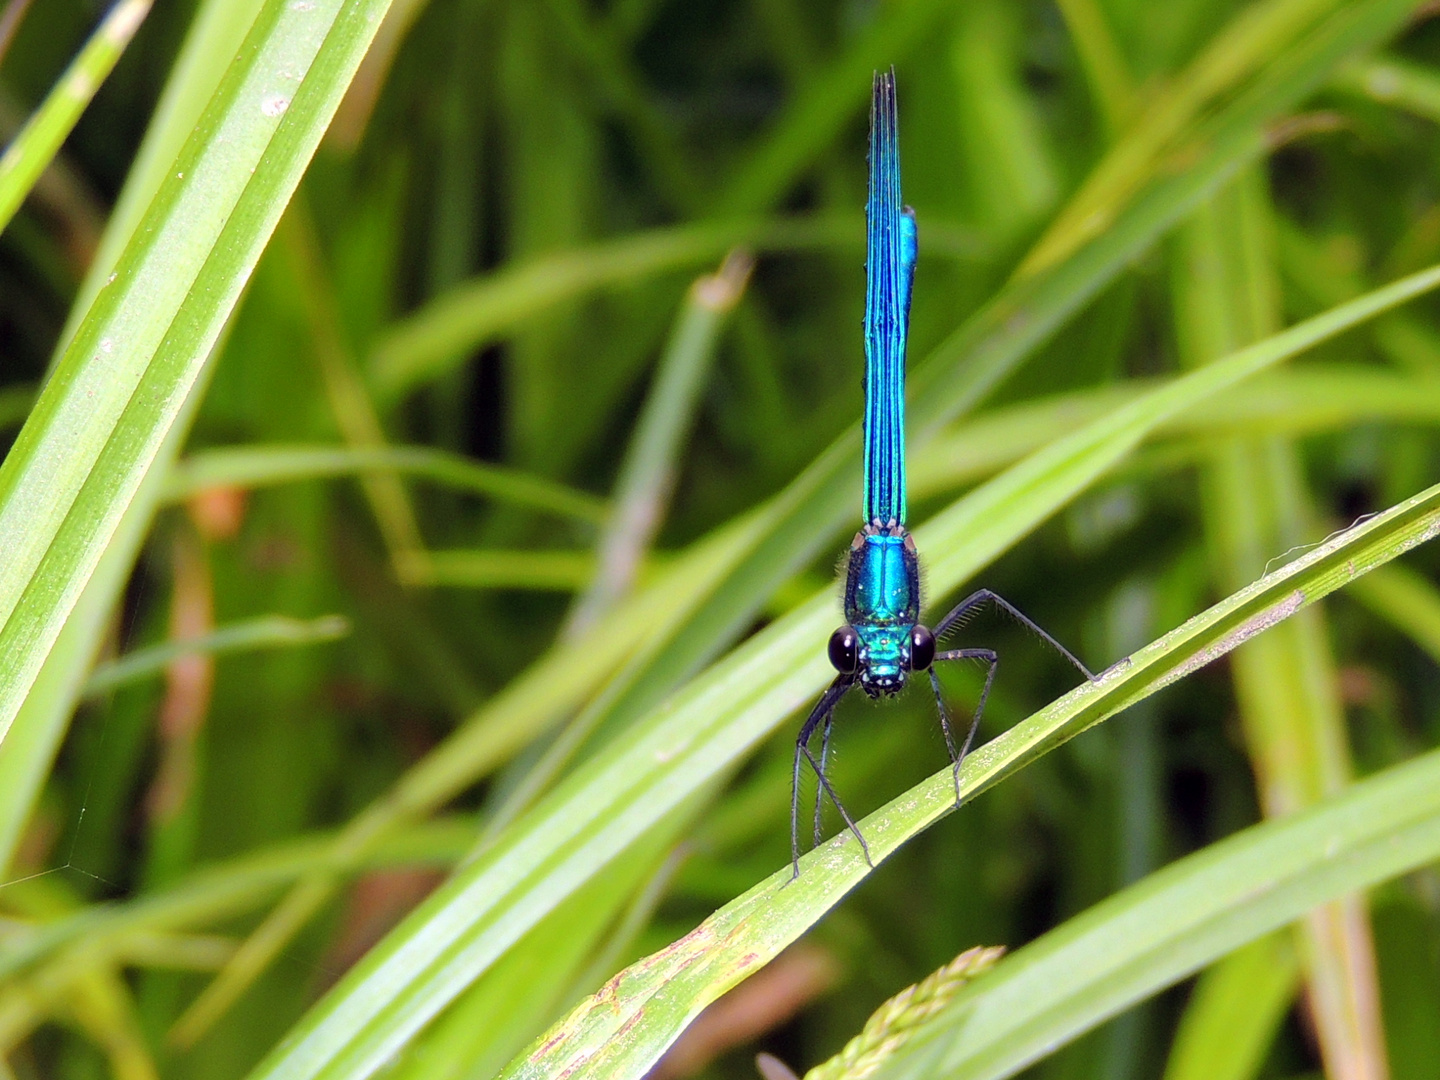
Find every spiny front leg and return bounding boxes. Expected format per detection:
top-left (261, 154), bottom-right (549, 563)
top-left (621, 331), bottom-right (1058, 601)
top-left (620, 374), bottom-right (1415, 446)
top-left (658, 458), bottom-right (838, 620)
top-left (928, 648), bottom-right (998, 806)
top-left (791, 674), bottom-right (856, 880)
top-left (935, 589), bottom-right (1094, 681)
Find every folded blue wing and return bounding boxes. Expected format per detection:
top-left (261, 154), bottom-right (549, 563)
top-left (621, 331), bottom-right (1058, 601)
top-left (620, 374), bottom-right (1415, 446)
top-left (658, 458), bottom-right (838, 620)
top-left (862, 69), bottom-right (915, 527)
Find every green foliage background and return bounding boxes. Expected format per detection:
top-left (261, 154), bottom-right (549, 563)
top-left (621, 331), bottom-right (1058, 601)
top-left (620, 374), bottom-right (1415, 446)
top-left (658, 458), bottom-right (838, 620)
top-left (3, 1), bottom-right (1440, 1079)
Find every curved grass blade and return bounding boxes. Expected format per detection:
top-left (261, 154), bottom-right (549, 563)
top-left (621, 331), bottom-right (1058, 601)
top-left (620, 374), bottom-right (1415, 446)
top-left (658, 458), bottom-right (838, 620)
top-left (82, 615), bottom-right (350, 698)
top-left (0, 0), bottom-right (151, 235)
top-left (0, 818), bottom-right (475, 978)
top-left (238, 260), bottom-right (1440, 1080)
top-left (164, 444), bottom-right (606, 524)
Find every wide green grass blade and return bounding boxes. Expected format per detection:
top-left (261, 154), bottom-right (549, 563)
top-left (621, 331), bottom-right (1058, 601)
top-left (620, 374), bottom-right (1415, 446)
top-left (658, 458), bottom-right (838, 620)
top-left (0, 389), bottom-right (205, 873)
top-left (0, 0), bottom-right (276, 875)
top-left (239, 259), bottom-right (1440, 1080)
top-left (0, 0), bottom-right (395, 750)
top-left (56, 0), bottom-right (271, 354)
top-left (510, 476), bottom-right (1440, 1079)
top-left (0, 0), bottom-right (150, 235)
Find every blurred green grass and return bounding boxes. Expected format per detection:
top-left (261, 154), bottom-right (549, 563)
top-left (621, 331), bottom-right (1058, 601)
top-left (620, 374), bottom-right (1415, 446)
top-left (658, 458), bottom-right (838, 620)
top-left (3, 1), bottom-right (1440, 1079)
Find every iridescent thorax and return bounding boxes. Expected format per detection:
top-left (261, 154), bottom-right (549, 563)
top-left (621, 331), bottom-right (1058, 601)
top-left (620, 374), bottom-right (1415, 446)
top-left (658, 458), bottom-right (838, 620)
top-left (843, 520), bottom-right (920, 696)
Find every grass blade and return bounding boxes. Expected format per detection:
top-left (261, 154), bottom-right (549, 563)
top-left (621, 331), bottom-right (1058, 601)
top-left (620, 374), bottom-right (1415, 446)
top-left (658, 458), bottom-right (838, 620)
top-left (564, 251), bottom-right (752, 636)
top-left (0, 0), bottom-right (150, 235)
top-left (1331, 53), bottom-right (1440, 124)
top-left (278, 200), bottom-right (425, 579)
top-left (57, 0), bottom-right (270, 354)
top-left (1174, 169), bottom-right (1385, 1079)
top-left (0, 0), bottom-right (396, 751)
top-left (404, 552), bottom-right (597, 592)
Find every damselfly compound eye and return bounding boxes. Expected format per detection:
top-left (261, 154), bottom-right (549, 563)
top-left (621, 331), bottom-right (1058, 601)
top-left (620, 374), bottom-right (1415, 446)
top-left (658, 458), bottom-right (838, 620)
top-left (828, 625), bottom-right (860, 673)
top-left (909, 624), bottom-right (935, 670)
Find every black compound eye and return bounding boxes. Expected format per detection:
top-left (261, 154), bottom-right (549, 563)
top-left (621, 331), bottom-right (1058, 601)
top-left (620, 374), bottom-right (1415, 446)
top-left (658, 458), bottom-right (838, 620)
top-left (828, 625), bottom-right (860, 673)
top-left (909, 625), bottom-right (936, 670)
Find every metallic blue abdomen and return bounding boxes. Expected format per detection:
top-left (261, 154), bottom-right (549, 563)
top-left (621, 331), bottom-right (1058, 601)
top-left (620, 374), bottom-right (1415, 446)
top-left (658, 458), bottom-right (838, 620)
top-left (844, 523), bottom-right (920, 694)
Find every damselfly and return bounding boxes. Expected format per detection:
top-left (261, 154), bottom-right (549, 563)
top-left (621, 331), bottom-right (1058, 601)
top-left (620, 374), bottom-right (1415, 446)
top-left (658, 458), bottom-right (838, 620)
top-left (791, 69), bottom-right (1093, 879)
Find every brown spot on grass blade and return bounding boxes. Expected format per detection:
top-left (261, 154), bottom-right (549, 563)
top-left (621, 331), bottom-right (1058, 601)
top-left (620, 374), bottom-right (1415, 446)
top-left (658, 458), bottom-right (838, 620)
top-left (523, 922), bottom-right (721, 1070)
top-left (651, 945), bottom-right (839, 1079)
